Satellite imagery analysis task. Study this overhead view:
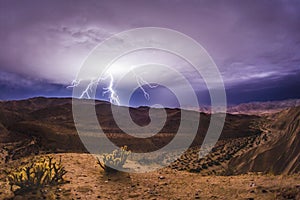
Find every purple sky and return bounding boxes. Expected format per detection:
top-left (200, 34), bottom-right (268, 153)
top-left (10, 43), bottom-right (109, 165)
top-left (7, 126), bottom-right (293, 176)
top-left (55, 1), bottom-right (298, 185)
top-left (0, 0), bottom-right (300, 105)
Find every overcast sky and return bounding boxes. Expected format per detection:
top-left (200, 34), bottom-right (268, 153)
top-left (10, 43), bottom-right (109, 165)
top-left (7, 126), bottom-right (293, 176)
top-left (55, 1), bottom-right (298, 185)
top-left (0, 0), bottom-right (300, 105)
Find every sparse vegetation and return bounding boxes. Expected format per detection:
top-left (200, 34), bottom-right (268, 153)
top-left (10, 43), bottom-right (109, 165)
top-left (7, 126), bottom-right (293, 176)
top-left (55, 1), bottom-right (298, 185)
top-left (5, 156), bottom-right (67, 194)
top-left (97, 146), bottom-right (131, 173)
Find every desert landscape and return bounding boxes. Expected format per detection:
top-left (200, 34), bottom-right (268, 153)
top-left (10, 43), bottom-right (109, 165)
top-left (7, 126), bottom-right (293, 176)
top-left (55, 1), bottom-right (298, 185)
top-left (0, 97), bottom-right (299, 199)
top-left (1, 1), bottom-right (300, 199)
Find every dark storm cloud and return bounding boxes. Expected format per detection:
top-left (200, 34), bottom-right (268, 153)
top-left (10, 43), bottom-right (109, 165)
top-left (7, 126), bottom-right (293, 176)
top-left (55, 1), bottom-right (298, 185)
top-left (0, 0), bottom-right (299, 103)
top-left (225, 70), bottom-right (300, 104)
top-left (0, 71), bottom-right (71, 100)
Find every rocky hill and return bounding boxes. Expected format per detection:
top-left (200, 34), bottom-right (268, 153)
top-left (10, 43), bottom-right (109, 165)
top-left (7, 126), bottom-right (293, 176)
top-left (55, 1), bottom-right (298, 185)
top-left (228, 106), bottom-right (300, 174)
top-left (0, 97), bottom-right (299, 175)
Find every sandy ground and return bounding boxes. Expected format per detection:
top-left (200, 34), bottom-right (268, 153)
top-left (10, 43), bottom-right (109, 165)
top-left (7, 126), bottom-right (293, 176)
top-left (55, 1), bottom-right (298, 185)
top-left (1, 153), bottom-right (300, 200)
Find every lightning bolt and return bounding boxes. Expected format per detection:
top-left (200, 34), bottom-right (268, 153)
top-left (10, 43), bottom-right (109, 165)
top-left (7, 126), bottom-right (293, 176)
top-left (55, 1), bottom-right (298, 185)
top-left (67, 79), bottom-right (81, 89)
top-left (134, 72), bottom-right (158, 100)
top-left (79, 78), bottom-right (98, 99)
top-left (68, 69), bottom-right (157, 105)
top-left (101, 73), bottom-right (120, 105)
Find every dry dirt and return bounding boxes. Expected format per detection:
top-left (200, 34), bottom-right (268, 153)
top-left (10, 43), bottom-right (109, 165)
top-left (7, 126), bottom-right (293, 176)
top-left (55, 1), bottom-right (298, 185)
top-left (1, 153), bottom-right (299, 200)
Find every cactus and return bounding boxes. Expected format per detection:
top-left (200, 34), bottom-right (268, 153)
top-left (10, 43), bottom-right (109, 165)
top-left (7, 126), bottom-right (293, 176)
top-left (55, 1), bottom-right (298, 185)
top-left (5, 156), bottom-right (67, 194)
top-left (97, 146), bottom-right (131, 173)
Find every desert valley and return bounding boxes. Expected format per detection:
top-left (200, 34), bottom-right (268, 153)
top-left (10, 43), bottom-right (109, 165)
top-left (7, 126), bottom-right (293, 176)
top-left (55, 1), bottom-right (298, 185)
top-left (0, 97), bottom-right (299, 199)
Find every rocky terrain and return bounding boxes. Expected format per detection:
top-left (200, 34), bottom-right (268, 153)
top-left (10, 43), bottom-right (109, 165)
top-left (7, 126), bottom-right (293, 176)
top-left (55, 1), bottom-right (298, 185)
top-left (170, 106), bottom-right (300, 175)
top-left (0, 97), bottom-right (299, 199)
top-left (1, 153), bottom-right (300, 200)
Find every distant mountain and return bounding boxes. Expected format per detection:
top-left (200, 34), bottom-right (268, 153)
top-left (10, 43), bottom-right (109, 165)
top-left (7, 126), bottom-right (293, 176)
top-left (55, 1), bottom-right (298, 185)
top-left (227, 99), bottom-right (300, 115)
top-left (185, 99), bottom-right (300, 115)
top-left (0, 97), bottom-right (260, 158)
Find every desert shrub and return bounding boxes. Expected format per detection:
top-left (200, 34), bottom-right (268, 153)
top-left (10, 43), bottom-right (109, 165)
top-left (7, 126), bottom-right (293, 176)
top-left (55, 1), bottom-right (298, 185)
top-left (201, 164), bottom-right (208, 169)
top-left (5, 156), bottom-right (67, 194)
top-left (224, 154), bottom-right (232, 160)
top-left (97, 146), bottom-right (131, 173)
top-left (211, 160), bottom-right (221, 166)
top-left (189, 168), bottom-right (202, 173)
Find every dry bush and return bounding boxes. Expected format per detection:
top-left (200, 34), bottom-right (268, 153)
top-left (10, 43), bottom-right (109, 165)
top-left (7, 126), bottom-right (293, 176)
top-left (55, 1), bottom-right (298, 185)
top-left (5, 156), bottom-right (67, 194)
top-left (97, 146), bottom-right (131, 173)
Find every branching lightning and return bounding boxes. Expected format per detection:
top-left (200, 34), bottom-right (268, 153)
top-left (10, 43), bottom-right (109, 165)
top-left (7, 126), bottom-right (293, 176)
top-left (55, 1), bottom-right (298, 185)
top-left (68, 69), bottom-right (157, 105)
top-left (67, 79), bottom-right (81, 89)
top-left (101, 73), bottom-right (120, 105)
top-left (134, 72), bottom-right (158, 100)
top-left (80, 79), bottom-right (98, 99)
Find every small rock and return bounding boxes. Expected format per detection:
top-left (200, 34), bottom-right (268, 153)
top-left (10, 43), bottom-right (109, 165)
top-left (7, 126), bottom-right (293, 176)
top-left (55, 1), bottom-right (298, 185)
top-left (249, 182), bottom-right (256, 187)
top-left (128, 193), bottom-right (139, 198)
top-left (158, 176), bottom-right (165, 180)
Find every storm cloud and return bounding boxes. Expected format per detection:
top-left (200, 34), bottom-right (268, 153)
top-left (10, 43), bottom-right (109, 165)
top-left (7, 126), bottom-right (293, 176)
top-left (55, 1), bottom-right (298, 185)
top-left (0, 0), bottom-right (299, 104)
